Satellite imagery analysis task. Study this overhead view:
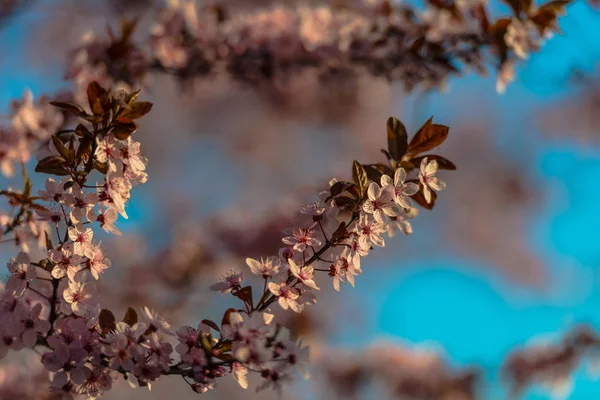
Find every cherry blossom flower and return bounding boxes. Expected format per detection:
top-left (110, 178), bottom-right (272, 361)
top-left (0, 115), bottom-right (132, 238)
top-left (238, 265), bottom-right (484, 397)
top-left (381, 168), bottom-right (419, 209)
top-left (362, 182), bottom-right (397, 223)
top-left (63, 280), bottom-right (97, 317)
top-left (64, 183), bottom-right (98, 223)
top-left (35, 206), bottom-right (62, 224)
top-left (95, 134), bottom-right (121, 167)
top-left (68, 224), bottom-right (95, 259)
top-left (356, 214), bottom-right (386, 248)
top-left (6, 252), bottom-right (35, 297)
top-left (87, 203), bottom-right (121, 235)
top-left (232, 362), bottom-right (249, 389)
top-left (246, 256), bottom-right (281, 278)
top-left (288, 259), bottom-right (319, 291)
top-left (41, 344), bottom-right (89, 388)
top-left (19, 304), bottom-right (51, 347)
top-left (180, 347), bottom-right (207, 372)
top-left (37, 178), bottom-right (68, 202)
top-left (282, 226), bottom-right (321, 252)
top-left (86, 244), bottom-right (111, 280)
top-left (76, 367), bottom-right (113, 398)
top-left (300, 200), bottom-right (331, 217)
top-left (418, 158), bottom-right (446, 203)
top-left (121, 138), bottom-right (147, 175)
top-left (210, 270), bottom-right (244, 293)
top-left (48, 245), bottom-right (83, 280)
top-left (268, 280), bottom-right (302, 312)
top-left (140, 306), bottom-right (173, 336)
top-left (143, 333), bottom-right (173, 369)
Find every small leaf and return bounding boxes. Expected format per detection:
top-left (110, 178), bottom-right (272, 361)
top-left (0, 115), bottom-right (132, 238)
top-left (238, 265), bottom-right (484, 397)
top-left (234, 286), bottom-right (253, 309)
top-left (125, 89), bottom-right (142, 105)
top-left (94, 161), bottom-right (109, 174)
top-left (364, 164), bottom-right (385, 182)
top-left (35, 156), bottom-right (70, 176)
top-left (51, 136), bottom-right (70, 160)
top-left (352, 160), bottom-right (368, 197)
top-left (200, 332), bottom-right (213, 352)
top-left (99, 309), bottom-right (116, 333)
top-left (386, 117), bottom-right (408, 160)
top-left (334, 196), bottom-right (355, 209)
top-left (87, 81), bottom-right (108, 116)
top-left (201, 319), bottom-right (221, 333)
top-left (49, 101), bottom-right (86, 115)
top-left (221, 308), bottom-right (237, 327)
top-left (118, 101), bottom-right (153, 121)
top-left (112, 122), bottom-right (137, 140)
top-left (412, 187), bottom-right (437, 210)
top-left (408, 117), bottom-right (449, 155)
top-left (123, 307), bottom-right (138, 326)
top-left (76, 136), bottom-right (94, 164)
top-left (75, 124), bottom-right (92, 138)
top-left (329, 181), bottom-right (347, 197)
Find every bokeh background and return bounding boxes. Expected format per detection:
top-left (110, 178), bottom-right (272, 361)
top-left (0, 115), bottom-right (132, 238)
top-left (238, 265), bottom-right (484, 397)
top-left (2, 0), bottom-right (600, 399)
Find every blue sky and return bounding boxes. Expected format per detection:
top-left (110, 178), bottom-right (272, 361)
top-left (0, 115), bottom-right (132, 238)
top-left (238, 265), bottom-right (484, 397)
top-left (2, 2), bottom-right (600, 399)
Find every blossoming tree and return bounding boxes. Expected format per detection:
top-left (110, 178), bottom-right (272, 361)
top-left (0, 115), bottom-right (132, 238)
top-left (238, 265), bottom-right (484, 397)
top-left (0, 0), bottom-right (597, 399)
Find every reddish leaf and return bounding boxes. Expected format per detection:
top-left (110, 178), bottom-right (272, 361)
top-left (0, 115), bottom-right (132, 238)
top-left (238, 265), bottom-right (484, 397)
top-left (408, 117), bottom-right (449, 155)
top-left (412, 187), bottom-right (437, 210)
top-left (123, 307), bottom-right (138, 326)
top-left (221, 308), bottom-right (237, 327)
top-left (87, 81), bottom-right (108, 116)
top-left (49, 101), bottom-right (86, 115)
top-left (352, 160), bottom-right (368, 197)
top-left (119, 101), bottom-right (153, 121)
top-left (201, 319), bottom-right (221, 333)
top-left (386, 117), bottom-right (408, 161)
top-left (35, 156), bottom-right (70, 176)
top-left (112, 122), bottom-right (137, 140)
top-left (99, 309), bottom-right (116, 334)
top-left (234, 286), bottom-right (253, 309)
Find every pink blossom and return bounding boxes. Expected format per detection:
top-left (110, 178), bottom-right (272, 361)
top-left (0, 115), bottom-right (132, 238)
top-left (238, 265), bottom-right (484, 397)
top-left (246, 256), bottom-right (281, 278)
top-left (67, 224), bottom-right (95, 259)
top-left (63, 280), bottom-right (97, 317)
top-left (418, 158), bottom-right (446, 203)
top-left (48, 245), bottom-right (83, 280)
top-left (381, 168), bottom-right (419, 209)
top-left (6, 252), bottom-right (35, 297)
top-left (288, 259), bottom-right (319, 291)
top-left (282, 226), bottom-right (321, 252)
top-left (362, 182), bottom-right (397, 223)
top-left (268, 280), bottom-right (302, 312)
top-left (210, 270), bottom-right (244, 293)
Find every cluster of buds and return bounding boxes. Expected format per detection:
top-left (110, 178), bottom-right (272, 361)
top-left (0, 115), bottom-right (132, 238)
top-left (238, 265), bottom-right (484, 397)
top-left (64, 0), bottom-right (572, 99)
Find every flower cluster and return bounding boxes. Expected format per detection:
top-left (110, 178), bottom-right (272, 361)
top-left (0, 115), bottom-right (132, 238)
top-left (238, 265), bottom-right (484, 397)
top-left (323, 341), bottom-right (480, 399)
top-left (0, 81), bottom-right (459, 398)
top-left (502, 326), bottom-right (600, 399)
top-left (0, 90), bottom-right (63, 178)
top-left (64, 0), bottom-right (572, 99)
top-left (209, 118), bottom-right (452, 322)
